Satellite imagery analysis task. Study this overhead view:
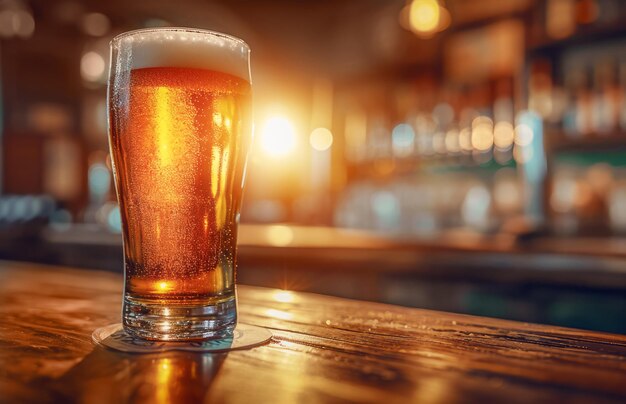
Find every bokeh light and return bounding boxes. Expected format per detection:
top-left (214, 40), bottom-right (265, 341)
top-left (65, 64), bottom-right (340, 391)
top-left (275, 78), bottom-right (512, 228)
top-left (272, 290), bottom-right (295, 303)
top-left (399, 0), bottom-right (451, 37)
top-left (493, 121), bottom-right (515, 150)
top-left (260, 116), bottom-right (297, 157)
top-left (107, 205), bottom-right (122, 233)
top-left (391, 123), bottom-right (415, 157)
top-left (459, 128), bottom-right (472, 151)
top-left (0, 8), bottom-right (35, 38)
top-left (81, 12), bottom-right (110, 37)
top-left (471, 116), bottom-right (494, 151)
top-left (409, 0), bottom-right (440, 34)
top-left (309, 127), bottom-right (333, 151)
top-left (80, 51), bottom-right (106, 82)
top-left (444, 129), bottom-right (460, 153)
top-left (514, 124), bottom-right (534, 146)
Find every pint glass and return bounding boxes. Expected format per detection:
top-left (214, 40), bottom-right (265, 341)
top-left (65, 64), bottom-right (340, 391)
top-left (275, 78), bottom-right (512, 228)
top-left (108, 28), bottom-right (252, 340)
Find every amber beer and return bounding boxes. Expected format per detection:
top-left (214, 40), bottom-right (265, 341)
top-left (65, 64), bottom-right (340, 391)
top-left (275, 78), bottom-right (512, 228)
top-left (108, 29), bottom-right (252, 340)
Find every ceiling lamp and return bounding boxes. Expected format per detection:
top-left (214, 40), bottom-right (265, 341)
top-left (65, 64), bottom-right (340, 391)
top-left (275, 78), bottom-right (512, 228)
top-left (399, 0), bottom-right (451, 38)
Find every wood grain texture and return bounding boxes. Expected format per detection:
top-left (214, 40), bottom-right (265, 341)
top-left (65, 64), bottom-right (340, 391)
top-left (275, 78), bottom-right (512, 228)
top-left (1, 260), bottom-right (626, 403)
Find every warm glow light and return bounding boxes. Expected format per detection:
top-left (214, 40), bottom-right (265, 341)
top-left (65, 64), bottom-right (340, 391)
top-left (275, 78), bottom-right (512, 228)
top-left (273, 290), bottom-right (295, 303)
top-left (400, 0), bottom-right (450, 38)
top-left (260, 116), bottom-right (297, 156)
top-left (309, 127), bottom-right (333, 151)
top-left (472, 116), bottom-right (493, 128)
top-left (471, 116), bottom-right (494, 151)
top-left (493, 122), bottom-right (514, 150)
top-left (81, 51), bottom-right (106, 82)
top-left (444, 129), bottom-right (460, 153)
top-left (459, 128), bottom-right (472, 151)
top-left (409, 0), bottom-right (440, 33)
top-left (267, 225), bottom-right (294, 246)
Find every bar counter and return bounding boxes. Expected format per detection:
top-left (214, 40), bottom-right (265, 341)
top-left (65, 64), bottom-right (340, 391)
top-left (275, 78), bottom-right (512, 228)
top-left (1, 260), bottom-right (626, 403)
top-left (38, 225), bottom-right (626, 288)
top-left (27, 224), bottom-right (626, 334)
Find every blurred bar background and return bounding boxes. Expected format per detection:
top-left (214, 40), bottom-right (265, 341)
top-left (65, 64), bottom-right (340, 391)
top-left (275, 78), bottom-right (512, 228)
top-left (1, 0), bottom-right (626, 333)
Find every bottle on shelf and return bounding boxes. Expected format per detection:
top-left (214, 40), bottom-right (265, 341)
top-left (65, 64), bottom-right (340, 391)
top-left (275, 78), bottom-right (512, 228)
top-left (528, 59), bottom-right (554, 120)
top-left (590, 59), bottom-right (619, 134)
top-left (575, 0), bottom-right (599, 26)
top-left (546, 0), bottom-right (576, 40)
top-left (575, 68), bottom-right (593, 137)
top-left (619, 61), bottom-right (626, 132)
top-left (562, 71), bottom-right (579, 137)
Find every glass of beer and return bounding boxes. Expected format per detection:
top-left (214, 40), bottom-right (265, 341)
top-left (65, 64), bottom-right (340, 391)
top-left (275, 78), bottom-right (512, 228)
top-left (108, 28), bottom-right (252, 341)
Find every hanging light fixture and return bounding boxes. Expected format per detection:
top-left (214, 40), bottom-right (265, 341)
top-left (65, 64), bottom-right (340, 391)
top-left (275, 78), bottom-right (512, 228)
top-left (399, 0), bottom-right (451, 38)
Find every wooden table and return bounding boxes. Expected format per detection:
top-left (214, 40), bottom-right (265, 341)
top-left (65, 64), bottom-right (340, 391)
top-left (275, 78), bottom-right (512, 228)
top-left (1, 261), bottom-right (626, 403)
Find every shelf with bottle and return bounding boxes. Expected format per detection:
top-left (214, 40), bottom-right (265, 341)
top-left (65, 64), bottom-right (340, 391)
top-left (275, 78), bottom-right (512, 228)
top-left (342, 79), bottom-right (523, 182)
top-left (335, 85), bottom-right (529, 237)
top-left (529, 0), bottom-right (626, 54)
top-left (549, 154), bottom-right (626, 237)
top-left (335, 158), bottom-right (525, 238)
top-left (527, 47), bottom-right (626, 154)
top-left (339, 77), bottom-right (539, 235)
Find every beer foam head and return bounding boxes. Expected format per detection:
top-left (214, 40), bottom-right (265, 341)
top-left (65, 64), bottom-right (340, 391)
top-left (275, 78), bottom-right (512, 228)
top-left (111, 28), bottom-right (250, 81)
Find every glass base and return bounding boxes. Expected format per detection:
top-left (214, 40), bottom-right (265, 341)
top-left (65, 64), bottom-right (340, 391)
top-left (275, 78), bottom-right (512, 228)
top-left (122, 295), bottom-right (237, 341)
top-left (92, 322), bottom-right (272, 353)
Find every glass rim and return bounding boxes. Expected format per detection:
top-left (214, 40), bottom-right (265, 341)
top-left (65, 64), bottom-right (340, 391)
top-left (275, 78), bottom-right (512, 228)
top-left (110, 27), bottom-right (250, 51)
